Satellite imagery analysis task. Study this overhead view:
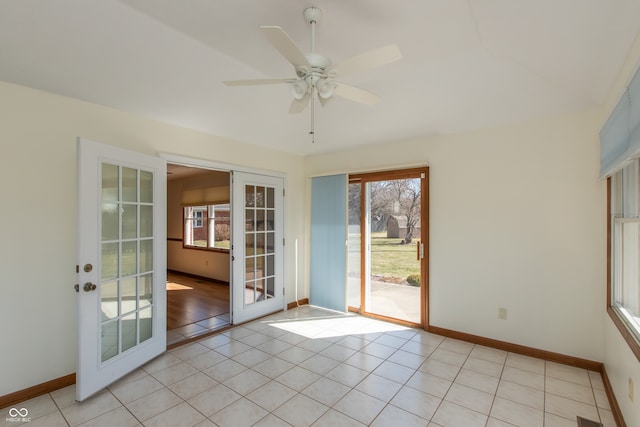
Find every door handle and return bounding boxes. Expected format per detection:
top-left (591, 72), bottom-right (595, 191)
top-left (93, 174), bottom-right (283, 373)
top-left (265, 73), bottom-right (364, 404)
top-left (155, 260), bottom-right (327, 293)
top-left (83, 283), bottom-right (97, 292)
top-left (416, 241), bottom-right (420, 261)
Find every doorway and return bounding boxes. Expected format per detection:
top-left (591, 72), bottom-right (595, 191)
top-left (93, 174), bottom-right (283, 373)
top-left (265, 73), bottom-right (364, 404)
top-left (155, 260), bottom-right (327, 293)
top-left (348, 167), bottom-right (428, 327)
top-left (166, 164), bottom-right (232, 345)
top-left (76, 140), bottom-right (287, 399)
top-left (164, 164), bottom-right (287, 344)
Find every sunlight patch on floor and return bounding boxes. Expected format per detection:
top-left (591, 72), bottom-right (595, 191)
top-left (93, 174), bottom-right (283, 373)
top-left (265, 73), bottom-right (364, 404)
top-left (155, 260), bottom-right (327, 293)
top-left (166, 282), bottom-right (194, 291)
top-left (266, 307), bottom-right (411, 339)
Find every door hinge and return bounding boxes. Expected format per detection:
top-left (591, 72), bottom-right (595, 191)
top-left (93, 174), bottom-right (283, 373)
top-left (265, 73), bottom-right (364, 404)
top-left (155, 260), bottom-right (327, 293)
top-left (283, 188), bottom-right (285, 197)
top-left (283, 238), bottom-right (285, 246)
top-left (283, 288), bottom-right (285, 295)
top-left (76, 265), bottom-right (79, 273)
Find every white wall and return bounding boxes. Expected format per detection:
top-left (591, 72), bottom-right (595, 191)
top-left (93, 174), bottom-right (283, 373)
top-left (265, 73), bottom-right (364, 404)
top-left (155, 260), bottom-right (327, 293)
top-left (604, 321), bottom-right (640, 425)
top-left (0, 81), bottom-right (306, 396)
top-left (305, 108), bottom-right (606, 362)
top-left (601, 31), bottom-right (640, 425)
top-left (167, 241), bottom-right (230, 282)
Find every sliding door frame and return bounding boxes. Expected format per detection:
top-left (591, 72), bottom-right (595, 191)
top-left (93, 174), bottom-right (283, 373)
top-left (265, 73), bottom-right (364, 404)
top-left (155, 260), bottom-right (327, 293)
top-left (349, 167), bottom-right (429, 328)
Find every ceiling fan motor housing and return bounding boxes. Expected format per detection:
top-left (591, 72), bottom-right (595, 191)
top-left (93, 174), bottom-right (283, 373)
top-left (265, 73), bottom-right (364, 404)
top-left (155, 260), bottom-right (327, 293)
top-left (296, 57), bottom-right (331, 78)
top-left (297, 52), bottom-right (332, 96)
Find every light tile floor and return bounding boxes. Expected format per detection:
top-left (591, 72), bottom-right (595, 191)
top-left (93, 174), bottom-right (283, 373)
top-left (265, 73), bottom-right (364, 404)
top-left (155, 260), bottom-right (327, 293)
top-left (2, 306), bottom-right (616, 427)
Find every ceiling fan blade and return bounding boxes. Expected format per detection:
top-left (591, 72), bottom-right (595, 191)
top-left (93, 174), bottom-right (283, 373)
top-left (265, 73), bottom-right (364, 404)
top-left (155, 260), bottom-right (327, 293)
top-left (223, 78), bottom-right (293, 86)
top-left (333, 83), bottom-right (380, 106)
top-left (329, 44), bottom-right (402, 77)
top-left (288, 92), bottom-right (311, 114)
top-left (260, 26), bottom-right (310, 69)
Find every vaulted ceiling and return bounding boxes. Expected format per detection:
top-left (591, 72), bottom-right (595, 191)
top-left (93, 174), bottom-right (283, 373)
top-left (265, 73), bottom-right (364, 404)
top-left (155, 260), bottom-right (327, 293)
top-left (1, 0), bottom-right (639, 155)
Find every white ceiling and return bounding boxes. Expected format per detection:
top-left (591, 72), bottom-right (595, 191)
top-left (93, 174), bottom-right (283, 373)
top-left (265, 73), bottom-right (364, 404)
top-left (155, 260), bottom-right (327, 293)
top-left (0, 0), bottom-right (639, 155)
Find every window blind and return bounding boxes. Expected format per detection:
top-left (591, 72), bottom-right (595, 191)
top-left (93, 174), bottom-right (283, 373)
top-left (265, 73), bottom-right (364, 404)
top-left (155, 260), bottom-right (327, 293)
top-left (310, 174), bottom-right (347, 312)
top-left (181, 186), bottom-right (230, 206)
top-left (600, 66), bottom-right (640, 179)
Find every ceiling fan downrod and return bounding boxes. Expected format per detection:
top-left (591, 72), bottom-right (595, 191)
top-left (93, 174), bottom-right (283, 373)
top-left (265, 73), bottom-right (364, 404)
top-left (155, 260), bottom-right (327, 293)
top-left (309, 89), bottom-right (315, 143)
top-left (304, 7), bottom-right (321, 55)
top-left (304, 7), bottom-right (322, 144)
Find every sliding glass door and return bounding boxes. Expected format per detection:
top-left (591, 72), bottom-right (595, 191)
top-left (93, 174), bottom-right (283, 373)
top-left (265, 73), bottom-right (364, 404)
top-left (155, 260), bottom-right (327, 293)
top-left (348, 168), bottom-right (428, 326)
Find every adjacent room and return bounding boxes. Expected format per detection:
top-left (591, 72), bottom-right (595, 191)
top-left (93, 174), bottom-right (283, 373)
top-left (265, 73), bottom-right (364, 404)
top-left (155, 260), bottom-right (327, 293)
top-left (2, 1), bottom-right (640, 426)
top-left (166, 164), bottom-right (232, 345)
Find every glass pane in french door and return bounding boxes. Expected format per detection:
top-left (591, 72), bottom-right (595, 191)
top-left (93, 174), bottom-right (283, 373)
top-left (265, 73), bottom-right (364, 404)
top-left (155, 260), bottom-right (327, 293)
top-left (244, 184), bottom-right (276, 305)
top-left (100, 163), bottom-right (154, 363)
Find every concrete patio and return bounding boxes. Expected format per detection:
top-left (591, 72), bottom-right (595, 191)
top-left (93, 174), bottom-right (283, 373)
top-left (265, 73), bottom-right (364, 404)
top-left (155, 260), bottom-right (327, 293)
top-left (348, 277), bottom-right (421, 324)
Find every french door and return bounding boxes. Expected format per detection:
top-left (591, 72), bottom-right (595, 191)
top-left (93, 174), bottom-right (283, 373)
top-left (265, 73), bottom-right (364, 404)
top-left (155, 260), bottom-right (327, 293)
top-left (348, 168), bottom-right (428, 327)
top-left (231, 172), bottom-right (285, 324)
top-left (76, 138), bottom-right (166, 401)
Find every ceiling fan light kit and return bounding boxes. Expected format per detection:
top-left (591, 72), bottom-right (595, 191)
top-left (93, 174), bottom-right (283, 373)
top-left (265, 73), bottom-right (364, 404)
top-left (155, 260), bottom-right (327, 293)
top-left (223, 6), bottom-right (402, 142)
top-left (290, 79), bottom-right (308, 100)
top-left (316, 79), bottom-right (335, 99)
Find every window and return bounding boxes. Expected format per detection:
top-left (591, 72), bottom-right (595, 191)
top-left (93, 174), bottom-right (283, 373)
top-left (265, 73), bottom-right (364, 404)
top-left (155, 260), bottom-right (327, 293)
top-left (609, 160), bottom-right (640, 360)
top-left (184, 204), bottom-right (230, 250)
top-left (193, 210), bottom-right (204, 228)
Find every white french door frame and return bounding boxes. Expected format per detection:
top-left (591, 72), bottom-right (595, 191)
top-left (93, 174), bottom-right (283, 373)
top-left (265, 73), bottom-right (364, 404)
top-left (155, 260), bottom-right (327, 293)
top-left (232, 171), bottom-right (285, 323)
top-left (77, 138), bottom-right (167, 401)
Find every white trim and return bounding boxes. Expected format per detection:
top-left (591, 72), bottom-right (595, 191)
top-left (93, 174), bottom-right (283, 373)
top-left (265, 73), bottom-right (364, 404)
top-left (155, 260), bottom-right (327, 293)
top-left (159, 152), bottom-right (286, 179)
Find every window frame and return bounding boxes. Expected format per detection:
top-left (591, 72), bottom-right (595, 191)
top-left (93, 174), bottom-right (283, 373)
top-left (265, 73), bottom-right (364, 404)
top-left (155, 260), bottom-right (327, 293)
top-left (183, 204), bottom-right (230, 252)
top-left (192, 209), bottom-right (204, 228)
top-left (608, 174), bottom-right (640, 362)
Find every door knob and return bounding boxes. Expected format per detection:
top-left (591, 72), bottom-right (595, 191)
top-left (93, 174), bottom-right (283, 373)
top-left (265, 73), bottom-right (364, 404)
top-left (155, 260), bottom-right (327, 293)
top-left (83, 283), bottom-right (97, 292)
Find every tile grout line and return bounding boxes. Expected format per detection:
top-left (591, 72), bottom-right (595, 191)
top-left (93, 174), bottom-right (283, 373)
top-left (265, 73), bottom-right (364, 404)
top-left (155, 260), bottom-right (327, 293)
top-left (106, 386), bottom-right (145, 427)
top-left (484, 351), bottom-right (508, 427)
top-left (49, 391), bottom-right (72, 427)
top-left (543, 358), bottom-right (546, 427)
top-left (346, 336), bottom-right (417, 426)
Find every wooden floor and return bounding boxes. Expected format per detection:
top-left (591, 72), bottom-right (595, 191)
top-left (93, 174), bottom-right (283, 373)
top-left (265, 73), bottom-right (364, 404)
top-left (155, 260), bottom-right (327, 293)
top-left (166, 271), bottom-right (230, 331)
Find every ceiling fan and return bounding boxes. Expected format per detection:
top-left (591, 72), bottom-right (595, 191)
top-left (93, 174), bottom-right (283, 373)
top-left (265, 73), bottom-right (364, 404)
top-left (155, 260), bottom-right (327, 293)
top-left (223, 7), bottom-right (402, 115)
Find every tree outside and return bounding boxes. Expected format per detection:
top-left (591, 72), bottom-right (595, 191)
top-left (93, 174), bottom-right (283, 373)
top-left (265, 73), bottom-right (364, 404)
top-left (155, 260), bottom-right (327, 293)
top-left (349, 178), bottom-right (422, 285)
top-left (369, 178), bottom-right (421, 244)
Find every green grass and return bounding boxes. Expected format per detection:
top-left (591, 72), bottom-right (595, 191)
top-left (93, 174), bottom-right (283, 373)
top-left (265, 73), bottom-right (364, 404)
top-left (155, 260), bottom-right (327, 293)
top-left (351, 231), bottom-right (420, 280)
